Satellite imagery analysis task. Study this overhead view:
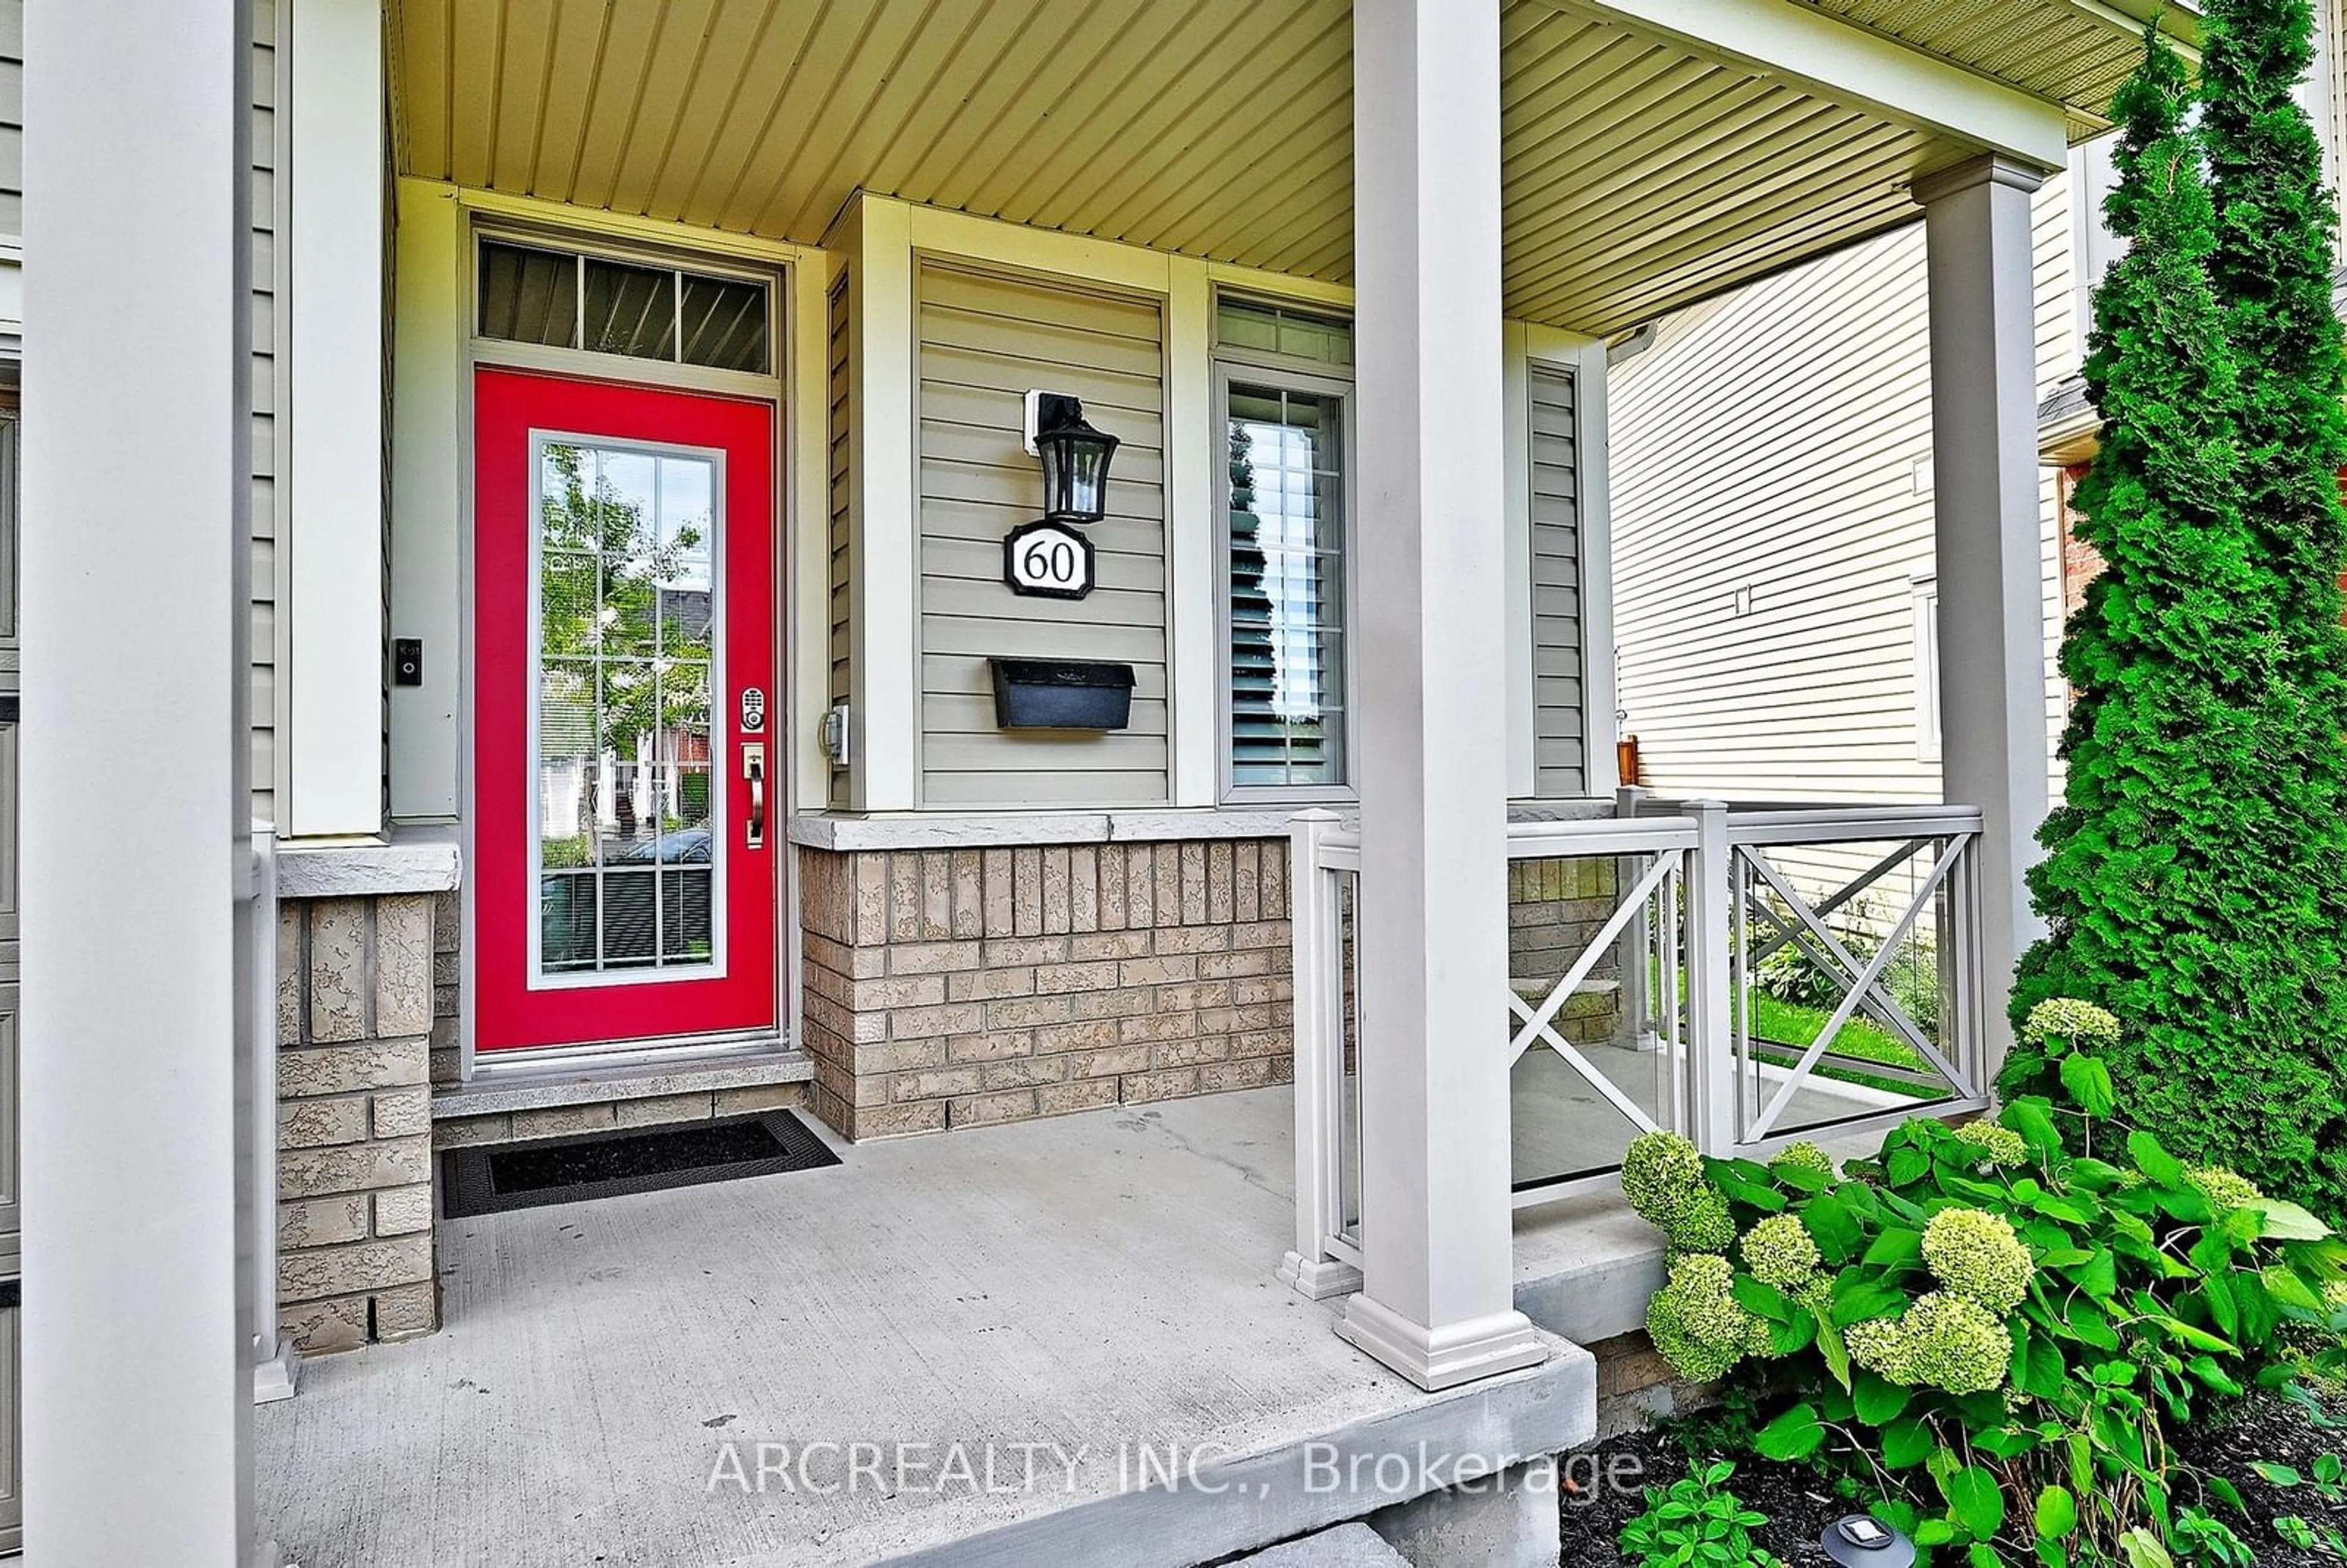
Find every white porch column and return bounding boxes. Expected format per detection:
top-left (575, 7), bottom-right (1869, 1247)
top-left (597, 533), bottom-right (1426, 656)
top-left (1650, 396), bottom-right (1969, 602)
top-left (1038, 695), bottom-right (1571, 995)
top-left (23, 2), bottom-right (259, 1564)
top-left (1917, 155), bottom-right (2053, 1070)
top-left (1341, 0), bottom-right (1546, 1392)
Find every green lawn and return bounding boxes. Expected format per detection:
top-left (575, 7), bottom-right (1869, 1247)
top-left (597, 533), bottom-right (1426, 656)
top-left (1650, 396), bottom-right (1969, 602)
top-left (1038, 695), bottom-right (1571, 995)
top-left (1746, 992), bottom-right (1925, 1072)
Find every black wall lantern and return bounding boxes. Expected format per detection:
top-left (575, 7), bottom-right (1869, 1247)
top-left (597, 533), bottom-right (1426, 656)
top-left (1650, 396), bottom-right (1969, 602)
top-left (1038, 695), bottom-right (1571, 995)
top-left (1026, 390), bottom-right (1120, 524)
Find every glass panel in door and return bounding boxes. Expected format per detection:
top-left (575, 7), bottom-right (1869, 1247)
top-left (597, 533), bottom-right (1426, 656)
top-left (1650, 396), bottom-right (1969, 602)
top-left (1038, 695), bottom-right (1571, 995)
top-left (532, 441), bottom-right (719, 980)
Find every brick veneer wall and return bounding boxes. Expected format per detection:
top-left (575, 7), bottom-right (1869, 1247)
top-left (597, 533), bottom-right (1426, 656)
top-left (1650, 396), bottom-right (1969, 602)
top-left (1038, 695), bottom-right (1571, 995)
top-left (1507, 855), bottom-right (1626, 1046)
top-left (433, 1080), bottom-right (810, 1149)
top-left (274, 893), bottom-right (441, 1352)
top-left (1585, 1330), bottom-right (1718, 1438)
top-left (797, 840), bottom-right (1296, 1139)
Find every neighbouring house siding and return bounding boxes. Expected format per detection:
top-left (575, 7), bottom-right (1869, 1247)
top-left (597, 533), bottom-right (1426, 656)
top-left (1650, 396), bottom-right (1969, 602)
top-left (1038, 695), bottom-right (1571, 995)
top-left (1611, 181), bottom-right (2073, 810)
top-left (2031, 164), bottom-right (2078, 797)
top-left (1613, 225), bottom-right (1942, 804)
top-left (828, 273), bottom-right (854, 810)
top-left (1529, 362), bottom-right (1587, 798)
top-left (915, 263), bottom-right (1170, 807)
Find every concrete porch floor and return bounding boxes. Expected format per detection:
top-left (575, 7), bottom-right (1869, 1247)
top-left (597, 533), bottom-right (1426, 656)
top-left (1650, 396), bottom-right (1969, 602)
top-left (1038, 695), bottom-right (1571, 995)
top-left (255, 1087), bottom-right (1595, 1568)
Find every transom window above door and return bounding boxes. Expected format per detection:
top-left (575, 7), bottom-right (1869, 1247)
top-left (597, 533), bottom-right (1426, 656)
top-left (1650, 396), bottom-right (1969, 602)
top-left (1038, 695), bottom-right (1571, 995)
top-left (477, 238), bottom-right (771, 375)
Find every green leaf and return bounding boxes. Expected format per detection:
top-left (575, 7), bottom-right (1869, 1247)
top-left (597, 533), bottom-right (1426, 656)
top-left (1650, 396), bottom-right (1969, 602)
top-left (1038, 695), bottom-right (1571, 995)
top-left (1710, 1165), bottom-right (1789, 1213)
top-left (2187, 1354), bottom-right (2242, 1396)
top-left (1772, 1159), bottom-right (1831, 1195)
top-left (2002, 1097), bottom-right (2062, 1159)
top-left (1864, 1228), bottom-right (1925, 1270)
top-left (2128, 1130), bottom-right (2185, 1189)
top-left (2150, 1315), bottom-right (2236, 1354)
top-left (1941, 1464), bottom-right (2007, 1540)
top-left (1975, 1425), bottom-right (2043, 1460)
top-left (1881, 1418), bottom-right (1934, 1469)
top-left (1766, 1305), bottom-right (1819, 1358)
top-left (2118, 1528), bottom-right (2174, 1568)
top-left (2060, 1052), bottom-right (2117, 1116)
top-left (2065, 1247), bottom-right (2119, 1300)
top-left (1802, 1194), bottom-right (1866, 1264)
top-left (1755, 1402), bottom-right (1826, 1462)
top-left (1853, 1371), bottom-right (1911, 1425)
top-left (2035, 1485), bottom-right (2079, 1540)
top-left (1832, 1278), bottom-right (1909, 1328)
top-left (1813, 1314), bottom-right (1853, 1392)
top-left (2019, 1333), bottom-right (2068, 1401)
top-left (2066, 1299), bottom-right (2122, 1351)
top-left (2252, 1460), bottom-right (2305, 1488)
top-left (2252, 1199), bottom-right (2335, 1242)
top-left (2264, 1266), bottom-right (2326, 1316)
top-left (1733, 1274), bottom-right (1793, 1323)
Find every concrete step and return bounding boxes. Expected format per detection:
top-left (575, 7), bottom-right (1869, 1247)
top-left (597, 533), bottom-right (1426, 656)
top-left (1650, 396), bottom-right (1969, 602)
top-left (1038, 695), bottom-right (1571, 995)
top-left (1227, 1523), bottom-right (1411, 1567)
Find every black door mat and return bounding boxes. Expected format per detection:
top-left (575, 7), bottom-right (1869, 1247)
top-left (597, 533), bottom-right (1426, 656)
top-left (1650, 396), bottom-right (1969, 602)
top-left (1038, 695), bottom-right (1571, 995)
top-left (441, 1109), bottom-right (841, 1218)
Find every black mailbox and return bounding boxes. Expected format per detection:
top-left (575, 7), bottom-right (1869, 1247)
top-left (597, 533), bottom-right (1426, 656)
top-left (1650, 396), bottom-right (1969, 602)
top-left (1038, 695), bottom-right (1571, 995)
top-left (990, 658), bottom-right (1136, 731)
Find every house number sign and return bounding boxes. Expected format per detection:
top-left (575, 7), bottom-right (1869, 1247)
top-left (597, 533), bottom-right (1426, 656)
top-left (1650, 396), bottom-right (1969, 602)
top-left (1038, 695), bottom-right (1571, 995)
top-left (1002, 518), bottom-right (1096, 601)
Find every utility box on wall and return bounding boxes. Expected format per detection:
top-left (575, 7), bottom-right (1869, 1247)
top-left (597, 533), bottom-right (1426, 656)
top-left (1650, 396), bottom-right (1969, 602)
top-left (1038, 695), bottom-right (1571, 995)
top-left (989, 658), bottom-right (1136, 731)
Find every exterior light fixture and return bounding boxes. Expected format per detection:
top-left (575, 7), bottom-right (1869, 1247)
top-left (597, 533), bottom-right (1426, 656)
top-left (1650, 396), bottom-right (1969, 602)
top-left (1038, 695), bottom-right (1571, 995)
top-left (1821, 1515), bottom-right (1915, 1568)
top-left (1025, 390), bottom-right (1120, 524)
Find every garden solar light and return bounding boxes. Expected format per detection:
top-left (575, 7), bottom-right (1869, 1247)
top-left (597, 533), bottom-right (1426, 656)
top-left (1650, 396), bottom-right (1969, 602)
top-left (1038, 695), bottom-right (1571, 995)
top-left (1821, 1514), bottom-right (1915, 1567)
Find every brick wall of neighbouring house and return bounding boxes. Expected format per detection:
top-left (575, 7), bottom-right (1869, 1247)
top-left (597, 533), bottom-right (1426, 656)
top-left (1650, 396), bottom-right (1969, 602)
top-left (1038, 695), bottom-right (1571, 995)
top-left (796, 841), bottom-right (1297, 1139)
top-left (275, 893), bottom-right (440, 1352)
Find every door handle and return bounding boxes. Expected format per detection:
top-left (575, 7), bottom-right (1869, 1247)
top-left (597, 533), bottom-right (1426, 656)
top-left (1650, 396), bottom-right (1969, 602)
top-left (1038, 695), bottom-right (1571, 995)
top-left (743, 742), bottom-right (766, 851)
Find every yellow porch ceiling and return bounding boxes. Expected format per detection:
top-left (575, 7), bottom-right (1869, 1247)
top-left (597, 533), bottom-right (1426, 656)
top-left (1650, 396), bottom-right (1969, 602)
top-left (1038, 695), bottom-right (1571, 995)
top-left (391, 0), bottom-right (2132, 335)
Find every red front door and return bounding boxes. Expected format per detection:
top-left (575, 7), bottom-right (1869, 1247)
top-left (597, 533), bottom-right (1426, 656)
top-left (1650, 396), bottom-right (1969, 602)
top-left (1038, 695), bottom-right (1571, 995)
top-left (474, 369), bottom-right (777, 1051)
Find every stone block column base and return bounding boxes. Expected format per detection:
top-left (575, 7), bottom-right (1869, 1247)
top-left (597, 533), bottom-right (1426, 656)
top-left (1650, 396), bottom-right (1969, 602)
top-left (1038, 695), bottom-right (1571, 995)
top-left (274, 892), bottom-right (440, 1352)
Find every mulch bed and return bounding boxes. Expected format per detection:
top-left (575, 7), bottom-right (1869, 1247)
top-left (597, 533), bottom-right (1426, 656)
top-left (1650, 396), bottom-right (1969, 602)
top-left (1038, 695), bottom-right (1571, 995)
top-left (1559, 1387), bottom-right (2347, 1566)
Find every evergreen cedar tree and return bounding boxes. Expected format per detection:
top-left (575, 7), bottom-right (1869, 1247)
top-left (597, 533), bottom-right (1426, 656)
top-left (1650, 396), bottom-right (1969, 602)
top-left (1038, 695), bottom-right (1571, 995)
top-left (2007, 0), bottom-right (2347, 1216)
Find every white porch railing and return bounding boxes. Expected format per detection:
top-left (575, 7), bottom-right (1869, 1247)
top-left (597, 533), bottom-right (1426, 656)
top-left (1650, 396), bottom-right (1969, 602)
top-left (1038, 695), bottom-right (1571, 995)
top-left (245, 820), bottom-right (298, 1403)
top-left (1286, 795), bottom-right (1991, 1278)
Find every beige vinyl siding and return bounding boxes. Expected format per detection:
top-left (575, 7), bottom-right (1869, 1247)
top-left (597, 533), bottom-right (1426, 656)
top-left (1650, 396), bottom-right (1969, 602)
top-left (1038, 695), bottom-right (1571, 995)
top-left (915, 264), bottom-right (1169, 807)
top-left (0, 2), bottom-right (18, 238)
top-left (826, 273), bottom-right (853, 810)
top-left (1527, 363), bottom-right (1586, 799)
top-left (251, 0), bottom-right (282, 826)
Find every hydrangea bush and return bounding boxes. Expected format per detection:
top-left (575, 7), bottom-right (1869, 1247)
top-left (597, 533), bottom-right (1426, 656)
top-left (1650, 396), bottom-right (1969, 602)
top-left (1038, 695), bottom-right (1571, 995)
top-left (1621, 997), bottom-right (2347, 1563)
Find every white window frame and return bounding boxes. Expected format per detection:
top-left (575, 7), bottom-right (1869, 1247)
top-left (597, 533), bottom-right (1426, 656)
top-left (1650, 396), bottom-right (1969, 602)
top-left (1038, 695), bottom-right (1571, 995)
top-left (1211, 335), bottom-right (1360, 805)
top-left (469, 226), bottom-right (782, 397)
top-left (1913, 574), bottom-right (1942, 764)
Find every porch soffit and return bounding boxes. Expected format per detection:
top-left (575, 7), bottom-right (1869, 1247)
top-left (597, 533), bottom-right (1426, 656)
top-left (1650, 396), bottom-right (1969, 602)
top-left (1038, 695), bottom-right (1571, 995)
top-left (388, 0), bottom-right (2145, 337)
top-left (1790, 0), bottom-right (2203, 139)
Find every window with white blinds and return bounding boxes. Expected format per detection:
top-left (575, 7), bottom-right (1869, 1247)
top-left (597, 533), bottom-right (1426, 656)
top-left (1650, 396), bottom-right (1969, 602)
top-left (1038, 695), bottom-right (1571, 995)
top-left (1216, 298), bottom-right (1353, 795)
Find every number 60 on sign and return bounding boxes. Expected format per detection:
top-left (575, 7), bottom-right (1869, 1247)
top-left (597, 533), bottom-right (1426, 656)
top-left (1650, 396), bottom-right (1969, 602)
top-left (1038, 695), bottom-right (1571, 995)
top-left (1002, 518), bottom-right (1096, 601)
